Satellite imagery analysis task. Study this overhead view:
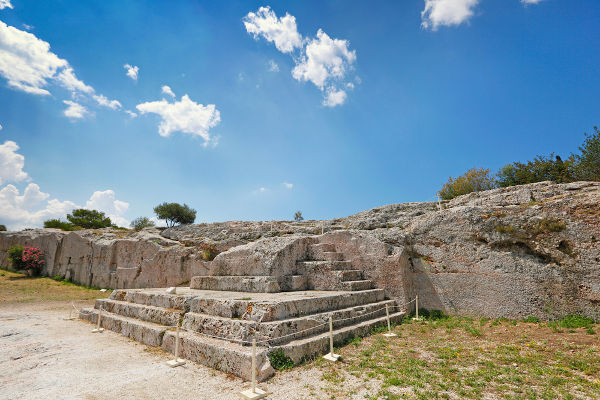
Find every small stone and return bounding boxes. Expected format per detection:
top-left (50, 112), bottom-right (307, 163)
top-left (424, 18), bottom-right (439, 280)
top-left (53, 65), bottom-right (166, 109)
top-left (166, 287), bottom-right (177, 294)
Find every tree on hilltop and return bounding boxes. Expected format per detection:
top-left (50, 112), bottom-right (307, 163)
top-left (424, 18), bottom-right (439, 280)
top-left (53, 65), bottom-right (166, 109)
top-left (153, 202), bottom-right (196, 228)
top-left (66, 209), bottom-right (112, 229)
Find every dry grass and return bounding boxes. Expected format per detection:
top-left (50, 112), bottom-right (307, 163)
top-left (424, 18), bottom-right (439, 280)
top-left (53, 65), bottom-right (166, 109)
top-left (300, 316), bottom-right (600, 399)
top-left (0, 269), bottom-right (110, 303)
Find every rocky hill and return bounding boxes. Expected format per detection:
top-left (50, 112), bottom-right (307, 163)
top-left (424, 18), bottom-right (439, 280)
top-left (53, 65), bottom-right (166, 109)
top-left (1, 181), bottom-right (598, 320)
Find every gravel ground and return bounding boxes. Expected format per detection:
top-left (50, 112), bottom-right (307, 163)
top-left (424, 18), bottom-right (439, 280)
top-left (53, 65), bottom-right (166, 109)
top-left (0, 301), bottom-right (363, 400)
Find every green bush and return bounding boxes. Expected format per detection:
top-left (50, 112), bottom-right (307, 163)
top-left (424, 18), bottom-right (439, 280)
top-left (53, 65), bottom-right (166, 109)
top-left (0, 224), bottom-right (6, 231)
top-left (21, 247), bottom-right (45, 276)
top-left (67, 209), bottom-right (112, 229)
top-left (268, 348), bottom-right (294, 370)
top-left (533, 218), bottom-right (566, 234)
top-left (558, 315), bottom-right (595, 329)
top-left (130, 217), bottom-right (155, 231)
top-left (497, 154), bottom-right (575, 187)
top-left (44, 219), bottom-right (75, 231)
top-left (7, 245), bottom-right (25, 270)
top-left (153, 202), bottom-right (196, 227)
top-left (438, 168), bottom-right (496, 200)
top-left (294, 211), bottom-right (304, 221)
top-left (571, 126), bottom-right (600, 181)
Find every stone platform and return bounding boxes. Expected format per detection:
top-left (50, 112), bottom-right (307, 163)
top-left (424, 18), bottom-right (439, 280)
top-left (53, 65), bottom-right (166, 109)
top-left (80, 287), bottom-right (406, 381)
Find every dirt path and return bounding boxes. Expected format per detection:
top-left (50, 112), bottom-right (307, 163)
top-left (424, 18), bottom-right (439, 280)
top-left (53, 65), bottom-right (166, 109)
top-left (0, 302), bottom-right (334, 400)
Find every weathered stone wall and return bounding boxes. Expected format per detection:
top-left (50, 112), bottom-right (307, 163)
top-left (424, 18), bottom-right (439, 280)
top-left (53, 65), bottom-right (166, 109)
top-left (1, 181), bottom-right (598, 320)
top-left (0, 229), bottom-right (207, 288)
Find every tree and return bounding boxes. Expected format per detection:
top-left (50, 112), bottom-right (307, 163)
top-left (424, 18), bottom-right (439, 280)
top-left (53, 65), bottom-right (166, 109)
top-left (438, 168), bottom-right (497, 200)
top-left (496, 154), bottom-right (575, 187)
top-left (66, 209), bottom-right (112, 229)
top-left (571, 126), bottom-right (600, 181)
top-left (153, 202), bottom-right (196, 227)
top-left (44, 219), bottom-right (74, 231)
top-left (0, 224), bottom-right (6, 231)
top-left (130, 217), bottom-right (155, 231)
top-left (294, 211), bottom-right (304, 221)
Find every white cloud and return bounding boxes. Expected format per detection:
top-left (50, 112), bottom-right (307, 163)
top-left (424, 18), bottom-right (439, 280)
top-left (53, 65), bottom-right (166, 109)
top-left (421, 0), bottom-right (479, 30)
top-left (244, 6), bottom-right (303, 54)
top-left (283, 182), bottom-right (293, 189)
top-left (124, 64), bottom-right (139, 81)
top-left (521, 0), bottom-right (545, 4)
top-left (0, 0), bottom-right (12, 10)
top-left (136, 94), bottom-right (221, 145)
top-left (22, 24), bottom-right (33, 31)
top-left (267, 59), bottom-right (279, 72)
top-left (63, 100), bottom-right (89, 120)
top-left (125, 109), bottom-right (137, 118)
top-left (322, 87), bottom-right (347, 107)
top-left (0, 141), bottom-right (130, 230)
top-left (161, 85), bottom-right (175, 98)
top-left (292, 29), bottom-right (356, 90)
top-left (85, 189), bottom-right (130, 227)
top-left (93, 94), bottom-right (121, 110)
top-left (0, 123), bottom-right (2, 130)
top-left (0, 184), bottom-right (130, 230)
top-left (0, 21), bottom-right (93, 96)
top-left (244, 8), bottom-right (357, 107)
top-left (0, 140), bottom-right (28, 185)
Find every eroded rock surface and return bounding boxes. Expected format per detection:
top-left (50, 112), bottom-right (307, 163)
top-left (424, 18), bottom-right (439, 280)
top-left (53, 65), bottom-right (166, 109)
top-left (1, 181), bottom-right (599, 319)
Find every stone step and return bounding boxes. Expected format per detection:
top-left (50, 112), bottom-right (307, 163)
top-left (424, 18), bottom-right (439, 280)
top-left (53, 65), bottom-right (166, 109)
top-left (322, 251), bottom-right (344, 261)
top-left (342, 280), bottom-right (374, 291)
top-left (308, 243), bottom-right (336, 260)
top-left (280, 275), bottom-right (308, 291)
top-left (190, 275), bottom-right (281, 293)
top-left (188, 289), bottom-right (386, 322)
top-left (161, 330), bottom-right (273, 382)
top-left (182, 299), bottom-right (397, 344)
top-left (109, 288), bottom-right (195, 311)
top-left (278, 311), bottom-right (406, 364)
top-left (335, 270), bottom-right (363, 281)
top-left (296, 260), bottom-right (354, 274)
top-left (95, 298), bottom-right (182, 326)
top-left (79, 308), bottom-right (168, 347)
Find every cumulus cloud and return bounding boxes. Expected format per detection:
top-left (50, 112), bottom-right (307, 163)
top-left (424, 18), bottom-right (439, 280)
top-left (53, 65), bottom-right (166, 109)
top-left (85, 189), bottom-right (130, 227)
top-left (93, 94), bottom-right (121, 110)
top-left (283, 182), bottom-right (293, 189)
top-left (0, 140), bottom-right (28, 185)
top-left (0, 0), bottom-right (12, 10)
top-left (322, 87), bottom-right (347, 107)
top-left (63, 100), bottom-right (89, 120)
top-left (124, 64), bottom-right (139, 81)
top-left (244, 7), bottom-right (356, 107)
top-left (0, 21), bottom-right (93, 96)
top-left (161, 85), bottom-right (175, 98)
top-left (243, 6), bottom-right (302, 53)
top-left (421, 0), bottom-right (479, 30)
top-left (136, 94), bottom-right (221, 145)
top-left (267, 59), bottom-right (279, 72)
top-left (0, 141), bottom-right (130, 230)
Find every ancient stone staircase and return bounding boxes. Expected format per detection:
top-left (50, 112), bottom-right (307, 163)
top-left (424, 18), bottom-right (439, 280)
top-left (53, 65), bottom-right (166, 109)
top-left (80, 240), bottom-right (406, 381)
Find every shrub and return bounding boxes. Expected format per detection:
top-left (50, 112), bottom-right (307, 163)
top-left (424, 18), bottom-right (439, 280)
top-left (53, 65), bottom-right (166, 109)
top-left (67, 209), bottom-right (112, 229)
top-left (495, 224), bottom-right (516, 234)
top-left (21, 247), bottom-right (45, 276)
top-left (268, 348), bottom-right (294, 370)
top-left (130, 217), bottom-right (155, 231)
top-left (294, 211), bottom-right (304, 221)
top-left (8, 245), bottom-right (25, 270)
top-left (438, 168), bottom-right (497, 200)
top-left (44, 219), bottom-right (74, 231)
top-left (571, 126), bottom-right (600, 181)
top-left (533, 218), bottom-right (566, 234)
top-left (0, 224), bottom-right (6, 231)
top-left (497, 154), bottom-right (575, 187)
top-left (558, 315), bottom-right (595, 329)
top-left (200, 243), bottom-right (218, 261)
top-left (153, 202), bottom-right (196, 227)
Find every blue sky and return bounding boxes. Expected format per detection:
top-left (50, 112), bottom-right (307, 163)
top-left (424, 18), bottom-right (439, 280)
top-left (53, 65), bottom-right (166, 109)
top-left (0, 0), bottom-right (598, 229)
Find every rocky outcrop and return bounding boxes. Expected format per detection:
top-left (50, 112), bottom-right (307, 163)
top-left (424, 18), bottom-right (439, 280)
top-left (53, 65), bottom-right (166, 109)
top-left (1, 181), bottom-right (599, 319)
top-left (0, 228), bottom-right (209, 288)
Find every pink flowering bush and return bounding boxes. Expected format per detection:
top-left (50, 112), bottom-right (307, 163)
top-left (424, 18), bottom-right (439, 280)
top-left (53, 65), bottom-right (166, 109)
top-left (21, 247), bottom-right (45, 276)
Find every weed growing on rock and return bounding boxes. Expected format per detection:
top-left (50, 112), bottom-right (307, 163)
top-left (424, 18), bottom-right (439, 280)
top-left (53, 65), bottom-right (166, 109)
top-left (269, 348), bottom-right (294, 370)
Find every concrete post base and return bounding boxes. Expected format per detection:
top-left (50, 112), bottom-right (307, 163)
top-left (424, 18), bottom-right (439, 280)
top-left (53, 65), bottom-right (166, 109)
top-left (166, 358), bottom-right (186, 368)
top-left (323, 353), bottom-right (340, 362)
top-left (239, 387), bottom-right (267, 399)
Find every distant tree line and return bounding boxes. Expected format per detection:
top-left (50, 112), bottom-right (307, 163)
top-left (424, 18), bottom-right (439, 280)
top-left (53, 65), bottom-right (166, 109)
top-left (439, 126), bottom-right (600, 200)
